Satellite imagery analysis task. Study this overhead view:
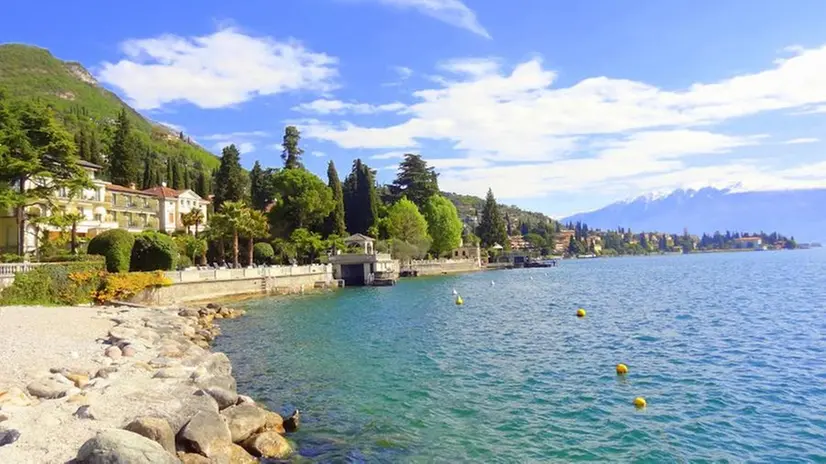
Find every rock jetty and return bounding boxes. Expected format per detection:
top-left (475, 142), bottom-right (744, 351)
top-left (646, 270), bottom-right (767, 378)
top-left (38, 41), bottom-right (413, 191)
top-left (0, 303), bottom-right (298, 463)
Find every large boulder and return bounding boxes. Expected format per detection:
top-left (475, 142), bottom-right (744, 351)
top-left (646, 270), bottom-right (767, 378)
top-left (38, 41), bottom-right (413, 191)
top-left (220, 404), bottom-right (267, 443)
top-left (263, 411), bottom-right (286, 434)
top-left (26, 374), bottom-right (73, 399)
top-left (229, 443), bottom-right (257, 464)
top-left (162, 390), bottom-right (219, 435)
top-left (76, 429), bottom-right (178, 464)
top-left (124, 417), bottom-right (176, 453)
top-left (204, 387), bottom-right (238, 410)
top-left (240, 431), bottom-right (292, 459)
top-left (177, 410), bottom-right (232, 458)
top-left (199, 353), bottom-right (232, 378)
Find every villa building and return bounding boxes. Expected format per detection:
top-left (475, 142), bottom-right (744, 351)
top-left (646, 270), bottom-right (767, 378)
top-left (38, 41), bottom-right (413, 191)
top-left (0, 161), bottom-right (210, 254)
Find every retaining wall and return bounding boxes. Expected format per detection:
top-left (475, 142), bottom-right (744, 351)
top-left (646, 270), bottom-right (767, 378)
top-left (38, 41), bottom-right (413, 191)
top-left (402, 258), bottom-right (482, 276)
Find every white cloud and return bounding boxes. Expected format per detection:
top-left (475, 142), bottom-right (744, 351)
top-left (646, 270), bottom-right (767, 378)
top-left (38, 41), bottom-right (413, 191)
top-left (293, 99), bottom-right (407, 114)
top-left (394, 66), bottom-right (413, 80)
top-left (98, 28), bottom-right (338, 110)
top-left (303, 44), bottom-right (826, 198)
top-left (212, 141), bottom-right (256, 154)
top-left (157, 121), bottom-right (185, 132)
top-left (782, 137), bottom-right (819, 144)
top-left (200, 130), bottom-right (270, 141)
top-left (370, 151), bottom-right (407, 160)
top-left (311, 151), bottom-right (327, 157)
top-left (371, 0), bottom-right (490, 38)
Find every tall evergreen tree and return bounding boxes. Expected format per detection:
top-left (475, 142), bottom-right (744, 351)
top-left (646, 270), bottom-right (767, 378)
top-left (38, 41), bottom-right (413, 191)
top-left (212, 144), bottom-right (249, 210)
top-left (281, 125), bottom-right (304, 170)
top-left (477, 188), bottom-right (508, 248)
top-left (141, 159), bottom-right (152, 189)
top-left (108, 109), bottom-right (138, 186)
top-left (195, 170), bottom-right (209, 197)
top-left (249, 161), bottom-right (268, 210)
top-left (87, 128), bottom-right (102, 167)
top-left (324, 161), bottom-right (347, 237)
top-left (390, 153), bottom-right (439, 209)
top-left (171, 159), bottom-right (182, 189)
top-left (343, 159), bottom-right (379, 235)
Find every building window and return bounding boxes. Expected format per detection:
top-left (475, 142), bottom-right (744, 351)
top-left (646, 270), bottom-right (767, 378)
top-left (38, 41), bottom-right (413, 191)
top-left (111, 194), bottom-right (117, 205)
top-left (94, 213), bottom-right (103, 222)
top-left (168, 213), bottom-right (174, 223)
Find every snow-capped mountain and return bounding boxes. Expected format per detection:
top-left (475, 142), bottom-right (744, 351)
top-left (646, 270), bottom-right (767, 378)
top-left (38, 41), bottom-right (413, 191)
top-left (562, 187), bottom-right (826, 242)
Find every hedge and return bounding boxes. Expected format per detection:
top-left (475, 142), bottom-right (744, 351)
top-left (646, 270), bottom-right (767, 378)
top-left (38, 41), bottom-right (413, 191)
top-left (0, 261), bottom-right (105, 306)
top-left (253, 242), bottom-right (275, 264)
top-left (87, 229), bottom-right (135, 272)
top-left (130, 231), bottom-right (176, 272)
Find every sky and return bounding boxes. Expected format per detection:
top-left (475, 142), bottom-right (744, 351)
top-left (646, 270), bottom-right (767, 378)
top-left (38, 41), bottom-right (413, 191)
top-left (4, 0), bottom-right (826, 217)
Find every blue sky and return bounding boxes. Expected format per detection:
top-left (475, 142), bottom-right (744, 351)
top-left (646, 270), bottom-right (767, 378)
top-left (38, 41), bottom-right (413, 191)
top-left (5, 0), bottom-right (826, 216)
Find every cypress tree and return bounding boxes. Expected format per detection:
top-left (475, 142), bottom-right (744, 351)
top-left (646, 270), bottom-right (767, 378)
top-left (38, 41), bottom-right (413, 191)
top-left (324, 161), bottom-right (346, 237)
top-left (250, 161), bottom-right (268, 210)
top-left (212, 144), bottom-right (249, 210)
top-left (281, 125), bottom-right (304, 170)
top-left (477, 188), bottom-right (508, 248)
top-left (142, 159), bottom-right (152, 189)
top-left (109, 109), bottom-right (138, 186)
top-left (343, 159), bottom-right (378, 235)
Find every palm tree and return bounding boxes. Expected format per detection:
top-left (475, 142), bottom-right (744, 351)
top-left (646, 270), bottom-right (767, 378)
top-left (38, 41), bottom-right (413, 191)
top-left (242, 209), bottom-right (269, 266)
top-left (205, 213), bottom-right (230, 265)
top-left (190, 208), bottom-right (204, 235)
top-left (219, 201), bottom-right (248, 267)
top-left (181, 211), bottom-right (194, 234)
top-left (64, 212), bottom-right (85, 254)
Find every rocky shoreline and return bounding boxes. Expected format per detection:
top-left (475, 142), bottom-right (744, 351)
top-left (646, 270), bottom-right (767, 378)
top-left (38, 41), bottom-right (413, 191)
top-left (0, 303), bottom-right (299, 463)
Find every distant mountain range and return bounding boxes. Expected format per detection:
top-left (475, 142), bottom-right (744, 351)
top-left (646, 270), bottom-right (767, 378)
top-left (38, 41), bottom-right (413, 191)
top-left (563, 187), bottom-right (826, 242)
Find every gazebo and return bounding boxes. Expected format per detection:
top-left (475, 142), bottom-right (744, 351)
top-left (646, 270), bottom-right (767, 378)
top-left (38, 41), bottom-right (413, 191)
top-left (344, 233), bottom-right (375, 255)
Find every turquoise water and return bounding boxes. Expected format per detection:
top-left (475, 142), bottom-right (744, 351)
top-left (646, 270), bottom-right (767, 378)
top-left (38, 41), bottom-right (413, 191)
top-left (215, 251), bottom-right (826, 462)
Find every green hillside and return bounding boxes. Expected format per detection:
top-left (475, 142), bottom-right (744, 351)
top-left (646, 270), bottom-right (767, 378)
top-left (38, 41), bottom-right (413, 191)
top-left (0, 43), bottom-right (219, 189)
top-left (442, 191), bottom-right (560, 234)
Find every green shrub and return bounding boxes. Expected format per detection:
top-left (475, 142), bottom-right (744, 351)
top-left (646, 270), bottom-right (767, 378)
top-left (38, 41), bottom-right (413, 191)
top-left (174, 235), bottom-right (206, 266)
top-left (130, 231), bottom-right (177, 272)
top-left (0, 261), bottom-right (104, 306)
top-left (42, 253), bottom-right (105, 263)
top-left (177, 254), bottom-right (193, 269)
top-left (253, 243), bottom-right (274, 264)
top-left (0, 253), bottom-right (23, 263)
top-left (88, 230), bottom-right (135, 272)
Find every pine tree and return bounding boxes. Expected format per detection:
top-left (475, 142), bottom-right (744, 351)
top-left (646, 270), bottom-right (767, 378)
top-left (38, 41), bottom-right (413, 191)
top-left (477, 188), bottom-right (507, 248)
top-left (343, 159), bottom-right (379, 235)
top-left (390, 153), bottom-right (439, 209)
top-left (108, 109), bottom-right (138, 186)
top-left (212, 144), bottom-right (249, 210)
top-left (325, 161), bottom-right (346, 237)
top-left (88, 129), bottom-right (102, 167)
top-left (249, 161), bottom-right (268, 210)
top-left (281, 125), bottom-right (304, 170)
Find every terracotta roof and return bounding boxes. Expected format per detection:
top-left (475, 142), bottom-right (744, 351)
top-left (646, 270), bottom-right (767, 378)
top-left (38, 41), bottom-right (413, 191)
top-left (106, 184), bottom-right (156, 196)
top-left (142, 186), bottom-right (180, 198)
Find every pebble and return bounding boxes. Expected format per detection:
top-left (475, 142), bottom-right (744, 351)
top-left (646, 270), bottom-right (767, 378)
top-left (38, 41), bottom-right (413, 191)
top-left (121, 345), bottom-right (137, 357)
top-left (104, 346), bottom-right (122, 359)
top-left (74, 405), bottom-right (98, 420)
top-left (0, 429), bottom-right (21, 447)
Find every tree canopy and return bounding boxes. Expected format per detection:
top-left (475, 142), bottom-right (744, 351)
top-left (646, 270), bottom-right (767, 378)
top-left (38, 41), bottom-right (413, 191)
top-left (423, 194), bottom-right (463, 257)
top-left (108, 108), bottom-right (139, 187)
top-left (477, 188), bottom-right (508, 248)
top-left (268, 168), bottom-right (334, 238)
top-left (390, 153), bottom-right (439, 209)
top-left (387, 197), bottom-right (429, 244)
top-left (281, 125), bottom-right (304, 170)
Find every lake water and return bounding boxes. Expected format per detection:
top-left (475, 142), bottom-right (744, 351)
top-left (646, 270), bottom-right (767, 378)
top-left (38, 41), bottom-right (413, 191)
top-left (215, 251), bottom-right (826, 462)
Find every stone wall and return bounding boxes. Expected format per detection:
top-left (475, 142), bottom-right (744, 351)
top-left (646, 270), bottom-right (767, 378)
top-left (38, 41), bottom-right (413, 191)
top-left (133, 265), bottom-right (334, 304)
top-left (402, 258), bottom-right (482, 276)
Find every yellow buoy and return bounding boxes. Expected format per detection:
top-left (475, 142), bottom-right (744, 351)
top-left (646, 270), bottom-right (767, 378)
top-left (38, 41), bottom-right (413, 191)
top-left (633, 397), bottom-right (647, 409)
top-left (616, 363), bottom-right (629, 375)
top-left (576, 308), bottom-right (586, 317)
top-left (455, 296), bottom-right (464, 305)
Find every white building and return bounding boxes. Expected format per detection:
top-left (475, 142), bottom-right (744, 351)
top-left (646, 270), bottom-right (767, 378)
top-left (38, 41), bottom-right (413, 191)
top-left (142, 184), bottom-right (210, 234)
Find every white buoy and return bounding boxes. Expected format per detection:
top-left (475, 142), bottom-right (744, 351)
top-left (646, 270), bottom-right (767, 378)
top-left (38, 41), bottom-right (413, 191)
top-left (491, 280), bottom-right (495, 286)
top-left (530, 276), bottom-right (534, 280)
top-left (452, 288), bottom-right (458, 295)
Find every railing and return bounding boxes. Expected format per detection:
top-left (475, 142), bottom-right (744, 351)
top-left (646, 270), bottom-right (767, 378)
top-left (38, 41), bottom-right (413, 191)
top-left (164, 264), bottom-right (332, 283)
top-left (0, 262), bottom-right (45, 277)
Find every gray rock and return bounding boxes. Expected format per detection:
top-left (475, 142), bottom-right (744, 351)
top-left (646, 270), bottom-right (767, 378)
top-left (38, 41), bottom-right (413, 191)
top-left (26, 375), bottom-right (73, 399)
top-left (105, 346), bottom-right (122, 359)
top-left (240, 431), bottom-right (292, 459)
top-left (96, 367), bottom-right (119, 379)
top-left (236, 395), bottom-right (255, 406)
top-left (177, 452), bottom-right (210, 463)
top-left (150, 357), bottom-right (181, 368)
top-left (74, 405), bottom-right (98, 420)
top-left (220, 404), bottom-right (267, 443)
top-left (109, 327), bottom-right (138, 340)
top-left (76, 429), bottom-right (178, 464)
top-left (154, 367), bottom-right (194, 379)
top-left (124, 417), bottom-right (176, 453)
top-left (163, 390), bottom-right (220, 434)
top-left (0, 413), bottom-right (9, 423)
top-left (194, 375), bottom-right (237, 394)
top-left (229, 443), bottom-right (257, 464)
top-left (205, 303), bottom-right (220, 310)
top-left (198, 353), bottom-right (232, 378)
top-left (121, 345), bottom-right (138, 357)
top-left (178, 308), bottom-right (200, 318)
top-left (177, 410), bottom-right (232, 458)
top-left (0, 429), bottom-right (21, 447)
top-left (203, 387), bottom-right (238, 410)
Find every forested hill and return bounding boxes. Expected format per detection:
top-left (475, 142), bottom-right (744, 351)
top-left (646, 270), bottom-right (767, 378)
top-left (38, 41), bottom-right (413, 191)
top-left (0, 44), bottom-right (219, 192)
top-left (442, 191), bottom-right (560, 232)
